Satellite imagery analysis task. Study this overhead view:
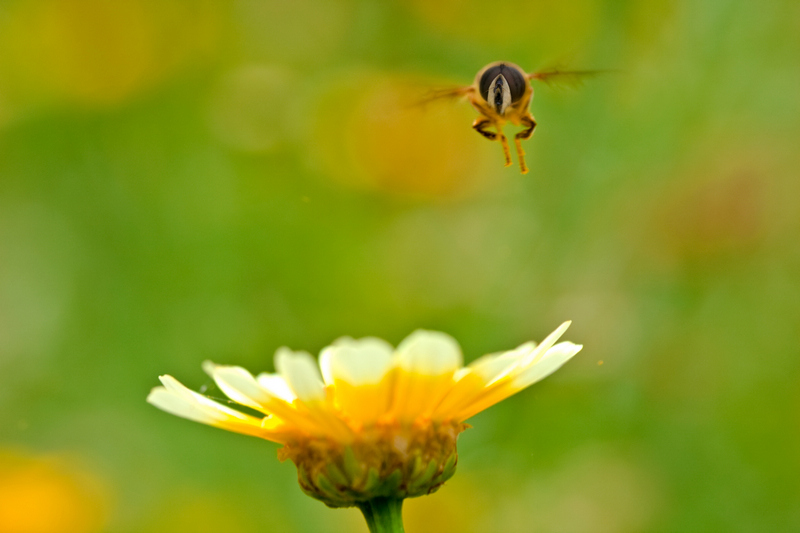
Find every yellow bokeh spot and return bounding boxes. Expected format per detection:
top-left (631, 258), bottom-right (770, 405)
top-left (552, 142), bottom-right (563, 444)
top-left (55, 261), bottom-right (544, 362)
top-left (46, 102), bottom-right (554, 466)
top-left (0, 451), bottom-right (109, 533)
top-left (310, 72), bottom-right (499, 199)
top-left (402, 0), bottom-right (599, 52)
top-left (0, 0), bottom-right (220, 107)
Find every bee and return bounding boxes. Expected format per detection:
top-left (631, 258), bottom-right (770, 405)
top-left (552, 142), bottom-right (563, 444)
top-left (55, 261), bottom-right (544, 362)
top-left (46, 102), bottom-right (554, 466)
top-left (424, 62), bottom-right (602, 174)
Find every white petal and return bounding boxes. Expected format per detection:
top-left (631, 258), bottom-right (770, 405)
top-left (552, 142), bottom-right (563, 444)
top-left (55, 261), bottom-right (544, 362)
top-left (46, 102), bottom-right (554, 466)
top-left (467, 341), bottom-right (535, 385)
top-left (519, 321), bottom-right (572, 368)
top-left (396, 330), bottom-right (463, 375)
top-left (202, 361), bottom-right (271, 411)
top-left (453, 368), bottom-right (471, 381)
top-left (150, 375), bottom-right (258, 423)
top-left (274, 347), bottom-right (325, 402)
top-left (255, 373), bottom-right (296, 403)
top-left (319, 336), bottom-right (394, 386)
top-left (513, 342), bottom-right (582, 388)
top-left (147, 387), bottom-right (218, 425)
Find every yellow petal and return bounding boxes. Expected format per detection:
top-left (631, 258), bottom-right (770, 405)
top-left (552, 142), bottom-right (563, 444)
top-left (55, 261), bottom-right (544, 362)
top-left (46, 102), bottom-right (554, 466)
top-left (316, 337), bottom-right (396, 425)
top-left (389, 368), bottom-right (458, 422)
top-left (330, 376), bottom-right (393, 426)
top-left (429, 370), bottom-right (485, 420)
top-left (432, 343), bottom-right (532, 419)
top-left (455, 339), bottom-right (581, 421)
top-left (272, 348), bottom-right (355, 439)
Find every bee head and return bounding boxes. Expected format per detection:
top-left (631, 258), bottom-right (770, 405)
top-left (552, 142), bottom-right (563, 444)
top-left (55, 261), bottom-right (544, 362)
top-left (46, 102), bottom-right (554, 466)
top-left (479, 63), bottom-right (526, 115)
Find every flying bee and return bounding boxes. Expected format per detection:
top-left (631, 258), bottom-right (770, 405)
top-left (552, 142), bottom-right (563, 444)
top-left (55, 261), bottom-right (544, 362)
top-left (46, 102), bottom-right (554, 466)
top-left (423, 61), bottom-right (603, 174)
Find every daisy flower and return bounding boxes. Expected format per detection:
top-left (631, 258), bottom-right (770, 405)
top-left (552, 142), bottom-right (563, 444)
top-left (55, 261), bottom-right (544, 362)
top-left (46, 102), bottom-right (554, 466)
top-left (148, 321), bottom-right (581, 532)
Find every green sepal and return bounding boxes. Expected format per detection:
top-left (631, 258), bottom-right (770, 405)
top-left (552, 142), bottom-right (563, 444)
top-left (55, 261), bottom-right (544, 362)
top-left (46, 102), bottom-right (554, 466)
top-left (315, 471), bottom-right (342, 500)
top-left (376, 469), bottom-right (402, 496)
top-left (363, 467), bottom-right (381, 493)
top-left (434, 452), bottom-right (458, 484)
top-left (326, 462), bottom-right (349, 487)
top-left (343, 445), bottom-right (363, 481)
top-left (297, 464), bottom-right (311, 487)
top-left (408, 454), bottom-right (424, 479)
top-left (408, 458), bottom-right (439, 493)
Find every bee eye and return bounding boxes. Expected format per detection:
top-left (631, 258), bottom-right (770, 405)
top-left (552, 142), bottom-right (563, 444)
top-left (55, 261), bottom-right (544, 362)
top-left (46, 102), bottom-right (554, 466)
top-left (479, 64), bottom-right (526, 104)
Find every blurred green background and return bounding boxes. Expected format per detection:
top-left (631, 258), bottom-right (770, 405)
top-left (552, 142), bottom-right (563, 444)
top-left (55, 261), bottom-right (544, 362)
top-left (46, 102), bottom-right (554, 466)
top-left (1, 0), bottom-right (799, 531)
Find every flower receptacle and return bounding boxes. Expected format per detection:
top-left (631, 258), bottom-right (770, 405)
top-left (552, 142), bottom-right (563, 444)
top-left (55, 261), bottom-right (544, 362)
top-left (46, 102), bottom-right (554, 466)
top-left (279, 420), bottom-right (465, 508)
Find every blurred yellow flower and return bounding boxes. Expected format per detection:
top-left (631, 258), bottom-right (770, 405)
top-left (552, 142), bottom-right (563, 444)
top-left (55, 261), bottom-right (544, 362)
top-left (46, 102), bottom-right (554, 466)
top-left (148, 322), bottom-right (580, 511)
top-left (310, 72), bottom-right (498, 199)
top-left (0, 451), bottom-right (109, 533)
top-left (402, 0), bottom-right (598, 51)
top-left (0, 0), bottom-right (220, 108)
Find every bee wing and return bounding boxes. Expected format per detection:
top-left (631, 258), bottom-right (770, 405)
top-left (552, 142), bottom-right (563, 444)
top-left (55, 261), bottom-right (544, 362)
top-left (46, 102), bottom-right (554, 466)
top-left (415, 85), bottom-right (475, 107)
top-left (527, 68), bottom-right (611, 89)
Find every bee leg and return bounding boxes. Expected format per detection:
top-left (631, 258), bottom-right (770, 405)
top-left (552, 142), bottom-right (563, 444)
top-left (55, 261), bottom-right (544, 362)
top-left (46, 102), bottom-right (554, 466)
top-left (499, 132), bottom-right (512, 167)
top-left (473, 118), bottom-right (512, 167)
top-left (514, 115), bottom-right (537, 175)
top-left (516, 114), bottom-right (537, 140)
top-left (472, 118), bottom-right (498, 140)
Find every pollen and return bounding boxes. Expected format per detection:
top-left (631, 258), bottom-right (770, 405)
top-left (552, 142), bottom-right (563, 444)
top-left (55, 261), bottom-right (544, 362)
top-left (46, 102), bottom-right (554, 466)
top-left (147, 322), bottom-right (581, 506)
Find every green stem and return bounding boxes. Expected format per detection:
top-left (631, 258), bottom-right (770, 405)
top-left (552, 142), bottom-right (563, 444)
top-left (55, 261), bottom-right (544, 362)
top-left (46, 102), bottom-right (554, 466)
top-left (357, 498), bottom-right (405, 533)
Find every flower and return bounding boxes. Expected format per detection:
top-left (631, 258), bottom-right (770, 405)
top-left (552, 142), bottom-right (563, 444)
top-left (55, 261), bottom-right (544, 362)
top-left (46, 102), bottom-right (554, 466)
top-left (147, 322), bottom-right (581, 517)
